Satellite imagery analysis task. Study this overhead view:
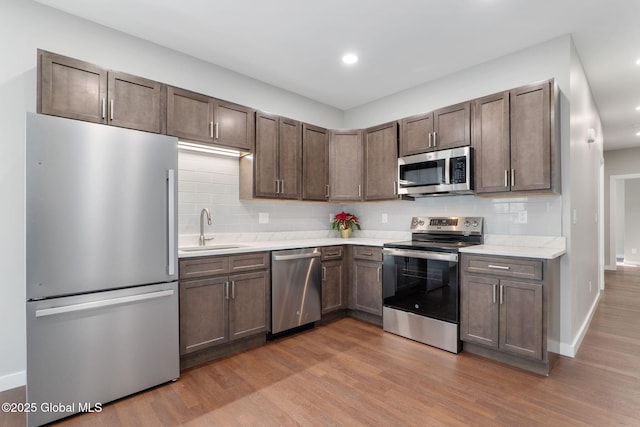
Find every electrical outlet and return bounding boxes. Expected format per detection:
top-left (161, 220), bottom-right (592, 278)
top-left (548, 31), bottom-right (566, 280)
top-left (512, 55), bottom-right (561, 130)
top-left (381, 213), bottom-right (388, 223)
top-left (517, 211), bottom-right (527, 224)
top-left (258, 212), bottom-right (269, 224)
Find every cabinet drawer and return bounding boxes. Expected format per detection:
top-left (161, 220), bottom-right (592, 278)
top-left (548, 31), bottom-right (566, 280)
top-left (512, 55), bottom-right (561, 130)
top-left (353, 246), bottom-right (383, 262)
top-left (229, 252), bottom-right (269, 272)
top-left (321, 245), bottom-right (344, 260)
top-left (463, 255), bottom-right (542, 281)
top-left (180, 256), bottom-right (229, 279)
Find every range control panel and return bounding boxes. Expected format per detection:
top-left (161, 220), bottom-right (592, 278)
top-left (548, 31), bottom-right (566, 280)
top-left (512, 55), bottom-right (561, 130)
top-left (410, 216), bottom-right (483, 235)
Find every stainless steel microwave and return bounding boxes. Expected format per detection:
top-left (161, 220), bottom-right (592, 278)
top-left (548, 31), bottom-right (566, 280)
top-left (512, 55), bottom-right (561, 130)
top-left (397, 146), bottom-right (473, 197)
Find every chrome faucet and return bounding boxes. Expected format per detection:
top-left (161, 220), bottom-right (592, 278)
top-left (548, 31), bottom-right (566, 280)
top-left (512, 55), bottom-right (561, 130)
top-left (199, 208), bottom-right (212, 246)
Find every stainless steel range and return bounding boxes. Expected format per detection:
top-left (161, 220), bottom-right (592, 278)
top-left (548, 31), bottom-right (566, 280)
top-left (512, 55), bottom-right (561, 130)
top-left (382, 216), bottom-right (483, 353)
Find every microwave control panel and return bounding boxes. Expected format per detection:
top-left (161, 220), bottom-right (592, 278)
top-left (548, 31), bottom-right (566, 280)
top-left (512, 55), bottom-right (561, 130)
top-left (451, 156), bottom-right (467, 184)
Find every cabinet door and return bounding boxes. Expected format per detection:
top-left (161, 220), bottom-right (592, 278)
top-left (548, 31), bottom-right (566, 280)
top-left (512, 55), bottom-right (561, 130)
top-left (433, 102), bottom-right (471, 150)
top-left (302, 124), bottom-right (329, 201)
top-left (461, 274), bottom-right (499, 348)
top-left (352, 260), bottom-right (382, 316)
top-left (166, 86), bottom-right (214, 144)
top-left (213, 100), bottom-right (255, 151)
top-left (254, 112), bottom-right (279, 197)
top-left (399, 112), bottom-right (432, 156)
top-left (179, 277), bottom-right (229, 355)
top-left (510, 81), bottom-right (551, 192)
top-left (38, 50), bottom-right (107, 124)
top-left (228, 271), bottom-right (269, 341)
top-left (499, 280), bottom-right (543, 359)
top-left (278, 117), bottom-right (302, 199)
top-left (329, 130), bottom-right (363, 201)
top-left (322, 259), bottom-right (345, 314)
top-left (107, 71), bottom-right (165, 133)
top-left (472, 92), bottom-right (511, 194)
top-left (364, 121), bottom-right (398, 201)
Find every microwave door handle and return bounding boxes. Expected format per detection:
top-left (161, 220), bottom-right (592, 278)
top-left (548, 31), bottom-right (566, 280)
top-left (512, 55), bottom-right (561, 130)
top-left (444, 157), bottom-right (451, 184)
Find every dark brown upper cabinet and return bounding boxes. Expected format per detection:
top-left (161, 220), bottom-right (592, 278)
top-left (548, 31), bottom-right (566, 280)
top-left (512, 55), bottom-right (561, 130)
top-left (253, 112), bottom-right (301, 199)
top-left (399, 102), bottom-right (470, 156)
top-left (302, 124), bottom-right (329, 201)
top-left (38, 50), bottom-right (165, 134)
top-left (329, 129), bottom-right (363, 202)
top-left (473, 80), bottom-right (556, 195)
top-left (166, 86), bottom-right (255, 151)
top-left (364, 121), bottom-right (399, 201)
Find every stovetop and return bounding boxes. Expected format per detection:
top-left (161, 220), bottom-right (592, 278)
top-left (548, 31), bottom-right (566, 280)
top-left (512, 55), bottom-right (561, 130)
top-left (384, 216), bottom-right (484, 253)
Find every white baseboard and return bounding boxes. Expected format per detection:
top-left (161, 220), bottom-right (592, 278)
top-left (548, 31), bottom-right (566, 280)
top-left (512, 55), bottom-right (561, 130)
top-left (604, 264), bottom-right (616, 271)
top-left (558, 292), bottom-right (602, 358)
top-left (0, 370), bottom-right (25, 392)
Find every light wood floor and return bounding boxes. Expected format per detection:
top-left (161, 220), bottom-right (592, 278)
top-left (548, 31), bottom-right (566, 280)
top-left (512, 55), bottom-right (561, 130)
top-left (2, 266), bottom-right (639, 426)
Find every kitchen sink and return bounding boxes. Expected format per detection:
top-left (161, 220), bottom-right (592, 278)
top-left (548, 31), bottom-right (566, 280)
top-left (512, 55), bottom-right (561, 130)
top-left (179, 244), bottom-right (244, 252)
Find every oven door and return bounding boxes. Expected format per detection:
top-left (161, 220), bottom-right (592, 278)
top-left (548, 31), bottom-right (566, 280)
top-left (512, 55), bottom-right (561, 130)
top-left (383, 248), bottom-right (459, 323)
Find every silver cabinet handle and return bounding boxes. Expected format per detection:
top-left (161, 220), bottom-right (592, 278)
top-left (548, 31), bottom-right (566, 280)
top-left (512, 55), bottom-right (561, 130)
top-left (493, 283), bottom-right (497, 304)
top-left (215, 122), bottom-right (219, 140)
top-left (504, 170), bottom-right (509, 187)
top-left (225, 281), bottom-right (229, 300)
top-left (322, 266), bottom-right (326, 281)
top-left (362, 252), bottom-right (373, 256)
top-left (210, 121), bottom-right (214, 138)
top-left (167, 169), bottom-right (176, 276)
top-left (275, 180), bottom-right (279, 194)
top-left (325, 184), bottom-right (330, 198)
top-left (394, 181), bottom-right (397, 195)
top-left (35, 290), bottom-right (174, 318)
top-left (101, 98), bottom-right (106, 119)
top-left (433, 131), bottom-right (437, 147)
top-left (428, 132), bottom-right (432, 148)
top-left (358, 184), bottom-right (361, 197)
top-left (110, 99), bottom-right (114, 121)
top-left (377, 267), bottom-right (381, 283)
top-left (499, 285), bottom-right (504, 305)
top-left (488, 264), bottom-right (510, 270)
top-left (231, 281), bottom-right (235, 299)
top-left (511, 169), bottom-right (515, 187)
top-left (279, 179), bottom-right (284, 194)
top-left (327, 252), bottom-right (340, 257)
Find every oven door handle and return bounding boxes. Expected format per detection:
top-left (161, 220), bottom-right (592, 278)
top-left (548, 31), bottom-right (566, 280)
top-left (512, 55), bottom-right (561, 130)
top-left (382, 248), bottom-right (458, 262)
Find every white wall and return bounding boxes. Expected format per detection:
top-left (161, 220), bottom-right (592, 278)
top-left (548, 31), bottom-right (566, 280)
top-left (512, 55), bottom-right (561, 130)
top-left (604, 148), bottom-right (640, 268)
top-left (624, 179), bottom-right (640, 264)
top-left (565, 41), bottom-right (604, 355)
top-left (616, 180), bottom-right (625, 260)
top-left (0, 0), bottom-right (343, 391)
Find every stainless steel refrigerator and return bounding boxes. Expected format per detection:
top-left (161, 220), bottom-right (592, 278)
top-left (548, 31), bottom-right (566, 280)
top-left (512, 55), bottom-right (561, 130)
top-left (25, 113), bottom-right (179, 427)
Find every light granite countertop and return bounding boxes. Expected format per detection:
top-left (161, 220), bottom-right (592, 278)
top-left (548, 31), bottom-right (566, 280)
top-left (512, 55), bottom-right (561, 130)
top-left (459, 234), bottom-right (566, 260)
top-left (178, 230), bottom-right (410, 258)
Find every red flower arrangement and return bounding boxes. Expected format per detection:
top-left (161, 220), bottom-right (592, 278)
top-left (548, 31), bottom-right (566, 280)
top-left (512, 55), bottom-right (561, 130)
top-left (331, 211), bottom-right (361, 231)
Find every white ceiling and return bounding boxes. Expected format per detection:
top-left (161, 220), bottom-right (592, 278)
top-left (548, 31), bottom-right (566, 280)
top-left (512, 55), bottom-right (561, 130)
top-left (36, 0), bottom-right (640, 151)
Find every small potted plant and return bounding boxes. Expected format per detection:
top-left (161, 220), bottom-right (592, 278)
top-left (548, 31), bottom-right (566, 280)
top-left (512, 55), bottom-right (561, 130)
top-left (332, 211), bottom-right (361, 239)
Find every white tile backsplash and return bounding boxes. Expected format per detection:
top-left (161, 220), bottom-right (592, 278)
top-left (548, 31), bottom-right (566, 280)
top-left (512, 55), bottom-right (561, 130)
top-left (178, 150), bottom-right (564, 241)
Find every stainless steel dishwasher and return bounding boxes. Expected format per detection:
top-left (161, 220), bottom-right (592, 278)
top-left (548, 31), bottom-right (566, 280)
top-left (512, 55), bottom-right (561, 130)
top-left (271, 247), bottom-right (322, 334)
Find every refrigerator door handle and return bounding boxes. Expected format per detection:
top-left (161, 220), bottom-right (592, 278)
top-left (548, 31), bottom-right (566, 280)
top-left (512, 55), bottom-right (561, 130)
top-left (167, 169), bottom-right (176, 276)
top-left (35, 289), bottom-right (175, 318)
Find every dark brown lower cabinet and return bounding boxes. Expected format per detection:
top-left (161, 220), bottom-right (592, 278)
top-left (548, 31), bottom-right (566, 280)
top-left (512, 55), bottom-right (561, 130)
top-left (321, 246), bottom-right (346, 315)
top-left (350, 246), bottom-right (383, 317)
top-left (179, 252), bottom-right (269, 368)
top-left (461, 254), bottom-right (559, 375)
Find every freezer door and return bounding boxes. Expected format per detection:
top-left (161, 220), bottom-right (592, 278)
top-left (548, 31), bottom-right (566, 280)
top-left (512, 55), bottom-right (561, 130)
top-left (26, 113), bottom-right (178, 299)
top-left (26, 282), bottom-right (179, 427)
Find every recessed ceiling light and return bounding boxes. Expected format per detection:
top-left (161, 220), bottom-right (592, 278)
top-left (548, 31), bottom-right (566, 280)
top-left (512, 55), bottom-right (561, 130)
top-left (636, 131), bottom-right (640, 136)
top-left (636, 106), bottom-right (640, 111)
top-left (636, 59), bottom-right (640, 65)
top-left (342, 53), bottom-right (359, 65)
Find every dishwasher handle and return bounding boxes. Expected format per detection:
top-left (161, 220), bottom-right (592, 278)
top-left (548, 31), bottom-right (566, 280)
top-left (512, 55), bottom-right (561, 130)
top-left (272, 252), bottom-right (321, 261)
